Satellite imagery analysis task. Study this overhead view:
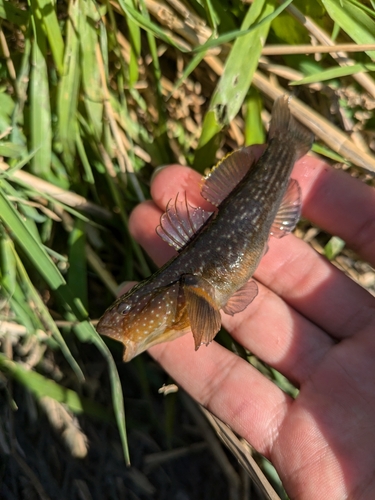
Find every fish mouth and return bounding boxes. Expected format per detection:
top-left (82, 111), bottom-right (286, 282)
top-left (96, 317), bottom-right (110, 334)
top-left (96, 314), bottom-right (192, 361)
top-left (96, 316), bottom-right (142, 361)
top-left (122, 340), bottom-right (141, 362)
top-left (121, 328), bottom-right (187, 362)
top-left (96, 315), bottom-right (123, 342)
top-left (96, 318), bottom-right (105, 334)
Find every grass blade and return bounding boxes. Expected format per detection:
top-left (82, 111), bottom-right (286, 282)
top-left (117, 0), bottom-right (187, 51)
top-left (32, 0), bottom-right (64, 74)
top-left (79, 0), bottom-right (103, 142)
top-left (192, 0), bottom-right (294, 53)
top-left (194, 0), bottom-right (276, 170)
top-left (0, 183), bottom-right (129, 463)
top-left (324, 236), bottom-right (345, 260)
top-left (290, 62), bottom-right (375, 85)
top-left (0, 2), bottom-right (29, 25)
top-left (28, 14), bottom-right (52, 180)
top-left (68, 219), bottom-right (88, 310)
top-left (244, 88), bottom-right (265, 146)
top-left (123, 0), bottom-right (141, 87)
top-left (322, 0), bottom-right (375, 60)
top-left (57, 0), bottom-right (80, 172)
top-left (0, 354), bottom-right (111, 421)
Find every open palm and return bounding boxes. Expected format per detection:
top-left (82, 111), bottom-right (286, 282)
top-left (127, 153), bottom-right (375, 499)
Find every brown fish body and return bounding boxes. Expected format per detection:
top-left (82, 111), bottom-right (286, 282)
top-left (97, 97), bottom-right (314, 360)
top-left (177, 135), bottom-right (301, 300)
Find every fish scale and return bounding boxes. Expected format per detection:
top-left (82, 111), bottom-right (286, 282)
top-left (97, 96), bottom-right (314, 361)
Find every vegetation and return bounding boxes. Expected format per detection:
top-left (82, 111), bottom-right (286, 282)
top-left (0, 0), bottom-right (375, 498)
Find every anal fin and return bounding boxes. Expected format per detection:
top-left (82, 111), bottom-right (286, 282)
top-left (222, 280), bottom-right (258, 316)
top-left (182, 274), bottom-right (221, 349)
top-left (270, 178), bottom-right (301, 238)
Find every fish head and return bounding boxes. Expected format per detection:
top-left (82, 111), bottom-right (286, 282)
top-left (96, 280), bottom-right (190, 361)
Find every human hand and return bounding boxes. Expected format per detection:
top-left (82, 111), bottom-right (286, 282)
top-left (128, 153), bottom-right (375, 499)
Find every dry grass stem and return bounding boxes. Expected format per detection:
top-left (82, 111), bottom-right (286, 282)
top-left (85, 244), bottom-right (119, 298)
top-left (181, 393), bottom-right (242, 500)
top-left (200, 406), bottom-right (281, 500)
top-left (253, 72), bottom-right (375, 173)
top-left (146, 0), bottom-right (375, 172)
top-left (0, 162), bottom-right (112, 219)
top-left (96, 44), bottom-right (133, 174)
top-left (0, 26), bottom-right (18, 94)
top-left (262, 44), bottom-right (375, 56)
top-left (286, 3), bottom-right (375, 98)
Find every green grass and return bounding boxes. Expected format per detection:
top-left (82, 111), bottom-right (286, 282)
top-left (0, 0), bottom-right (375, 497)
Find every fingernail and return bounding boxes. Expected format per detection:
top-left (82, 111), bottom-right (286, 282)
top-left (150, 165), bottom-right (169, 184)
top-left (117, 281), bottom-right (138, 297)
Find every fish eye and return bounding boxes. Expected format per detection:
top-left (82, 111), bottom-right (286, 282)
top-left (117, 302), bottom-right (132, 315)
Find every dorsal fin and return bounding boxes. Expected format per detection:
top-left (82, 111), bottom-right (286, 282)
top-left (201, 147), bottom-right (257, 207)
top-left (270, 178), bottom-right (301, 238)
top-left (156, 193), bottom-right (213, 251)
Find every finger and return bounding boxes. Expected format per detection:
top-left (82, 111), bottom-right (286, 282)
top-left (221, 280), bottom-right (333, 385)
top-left (129, 192), bottom-right (334, 385)
top-left (129, 200), bottom-right (177, 266)
top-left (150, 144), bottom-right (266, 212)
top-left (255, 155), bottom-right (375, 339)
top-left (147, 318), bottom-right (370, 500)
top-left (148, 332), bottom-right (291, 459)
top-left (150, 165), bottom-right (216, 213)
top-left (295, 155), bottom-right (375, 267)
top-left (256, 232), bottom-right (375, 341)
top-left (117, 281), bottom-right (138, 296)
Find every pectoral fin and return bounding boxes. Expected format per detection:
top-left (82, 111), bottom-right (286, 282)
top-left (182, 274), bottom-right (221, 350)
top-left (270, 179), bottom-right (301, 238)
top-left (222, 280), bottom-right (258, 316)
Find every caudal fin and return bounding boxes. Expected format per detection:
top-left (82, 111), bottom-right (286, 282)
top-left (268, 95), bottom-right (314, 160)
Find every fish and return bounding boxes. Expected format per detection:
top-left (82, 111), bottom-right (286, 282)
top-left (96, 96), bottom-right (314, 361)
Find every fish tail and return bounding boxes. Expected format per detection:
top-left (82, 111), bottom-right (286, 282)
top-left (269, 95), bottom-right (314, 160)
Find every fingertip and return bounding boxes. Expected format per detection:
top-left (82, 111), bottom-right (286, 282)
top-left (128, 200), bottom-right (156, 240)
top-left (150, 164), bottom-right (194, 195)
top-left (150, 164), bottom-right (211, 210)
top-left (117, 281), bottom-right (138, 297)
top-left (150, 164), bottom-right (186, 186)
top-left (129, 200), bottom-right (177, 266)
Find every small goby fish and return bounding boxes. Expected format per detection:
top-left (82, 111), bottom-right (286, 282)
top-left (97, 96), bottom-right (314, 361)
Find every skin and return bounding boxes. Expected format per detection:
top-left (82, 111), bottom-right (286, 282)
top-left (124, 148), bottom-right (375, 499)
